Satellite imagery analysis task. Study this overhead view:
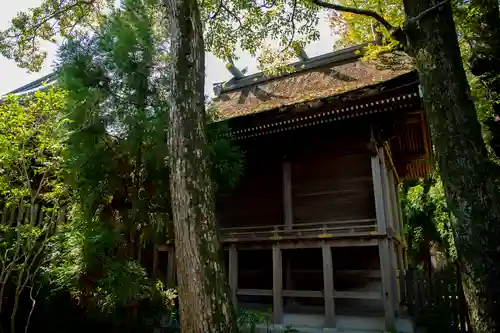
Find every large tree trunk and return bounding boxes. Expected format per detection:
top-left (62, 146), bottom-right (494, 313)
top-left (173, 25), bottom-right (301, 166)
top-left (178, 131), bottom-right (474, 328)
top-left (164, 0), bottom-right (238, 332)
top-left (467, 0), bottom-right (500, 116)
top-left (467, 0), bottom-right (500, 155)
top-left (402, 1), bottom-right (500, 332)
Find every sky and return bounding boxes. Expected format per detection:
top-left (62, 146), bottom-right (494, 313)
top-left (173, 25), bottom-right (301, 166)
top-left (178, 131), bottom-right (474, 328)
top-left (0, 1), bottom-right (338, 96)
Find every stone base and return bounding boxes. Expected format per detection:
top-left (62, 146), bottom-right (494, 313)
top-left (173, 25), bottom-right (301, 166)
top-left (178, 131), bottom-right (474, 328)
top-left (254, 314), bottom-right (414, 333)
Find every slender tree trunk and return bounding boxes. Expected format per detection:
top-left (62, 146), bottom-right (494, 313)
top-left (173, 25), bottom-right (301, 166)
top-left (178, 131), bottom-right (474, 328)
top-left (164, 0), bottom-right (238, 332)
top-left (402, 1), bottom-right (500, 332)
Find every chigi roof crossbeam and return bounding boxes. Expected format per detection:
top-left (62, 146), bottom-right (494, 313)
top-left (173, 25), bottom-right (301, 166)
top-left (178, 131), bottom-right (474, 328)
top-left (213, 43), bottom-right (368, 97)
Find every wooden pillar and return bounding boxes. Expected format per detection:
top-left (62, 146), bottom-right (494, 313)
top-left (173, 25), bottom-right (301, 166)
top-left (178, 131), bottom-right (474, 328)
top-left (371, 147), bottom-right (396, 330)
top-left (396, 244), bottom-right (406, 308)
top-left (387, 169), bottom-right (399, 233)
top-left (378, 239), bottom-right (396, 330)
top-left (392, 169), bottom-right (408, 304)
top-left (167, 248), bottom-right (176, 288)
top-left (283, 160), bottom-right (293, 231)
top-left (229, 245), bottom-right (238, 307)
top-left (394, 176), bottom-right (406, 245)
top-left (322, 244), bottom-right (335, 328)
top-left (403, 248), bottom-right (409, 270)
top-left (388, 239), bottom-right (399, 313)
top-left (371, 149), bottom-right (387, 234)
top-left (272, 245), bottom-right (283, 324)
top-left (285, 256), bottom-right (296, 307)
top-left (380, 150), bottom-right (395, 231)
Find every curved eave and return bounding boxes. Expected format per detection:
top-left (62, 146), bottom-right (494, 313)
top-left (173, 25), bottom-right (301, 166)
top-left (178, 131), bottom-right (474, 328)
top-left (220, 71), bottom-right (432, 181)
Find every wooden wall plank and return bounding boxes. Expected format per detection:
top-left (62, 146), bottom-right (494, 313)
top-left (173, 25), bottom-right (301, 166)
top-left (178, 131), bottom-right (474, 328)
top-left (322, 244), bottom-right (335, 328)
top-left (283, 160), bottom-right (293, 231)
top-left (226, 239), bottom-right (378, 250)
top-left (293, 152), bottom-right (375, 223)
top-left (217, 161), bottom-right (283, 229)
top-left (272, 245), bottom-right (283, 324)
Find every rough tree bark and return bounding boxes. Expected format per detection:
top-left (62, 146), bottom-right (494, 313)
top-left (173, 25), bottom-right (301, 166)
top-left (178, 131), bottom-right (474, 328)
top-left (401, 1), bottom-right (500, 332)
top-left (165, 0), bottom-right (238, 332)
top-left (467, 0), bottom-right (500, 115)
top-left (467, 0), bottom-right (500, 155)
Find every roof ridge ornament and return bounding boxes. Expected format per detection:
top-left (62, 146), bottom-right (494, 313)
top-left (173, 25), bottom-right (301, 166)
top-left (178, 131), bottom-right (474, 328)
top-left (293, 44), bottom-right (309, 61)
top-left (225, 56), bottom-right (245, 79)
top-left (213, 43), bottom-right (369, 97)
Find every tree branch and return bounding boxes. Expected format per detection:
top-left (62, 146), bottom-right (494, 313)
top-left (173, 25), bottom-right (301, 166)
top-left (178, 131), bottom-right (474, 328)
top-left (221, 4), bottom-right (244, 30)
top-left (10, 0), bottom-right (96, 41)
top-left (411, 0), bottom-right (448, 23)
top-left (311, 0), bottom-right (396, 32)
top-left (281, 0), bottom-right (298, 52)
top-left (24, 285), bottom-right (41, 333)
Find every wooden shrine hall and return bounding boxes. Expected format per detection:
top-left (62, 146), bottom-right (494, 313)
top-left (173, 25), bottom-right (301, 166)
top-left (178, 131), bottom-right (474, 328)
top-left (160, 45), bottom-right (431, 331)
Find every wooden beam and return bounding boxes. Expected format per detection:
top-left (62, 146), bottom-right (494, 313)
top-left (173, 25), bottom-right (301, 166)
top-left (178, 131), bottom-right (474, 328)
top-left (403, 248), bottom-right (409, 270)
top-left (378, 239), bottom-right (396, 331)
top-left (237, 289), bottom-right (273, 296)
top-left (223, 239), bottom-right (379, 250)
top-left (339, 269), bottom-right (381, 278)
top-left (394, 181), bottom-right (406, 247)
top-left (371, 149), bottom-right (387, 234)
top-left (229, 245), bottom-right (238, 307)
top-left (322, 244), bottom-right (335, 328)
top-left (383, 143), bottom-right (400, 184)
top-left (388, 240), bottom-right (399, 313)
top-left (396, 244), bottom-right (405, 309)
top-left (167, 249), bottom-right (176, 288)
top-left (272, 245), bottom-right (283, 324)
top-left (223, 232), bottom-right (383, 244)
top-left (283, 160), bottom-right (293, 231)
top-left (387, 168), bottom-right (399, 233)
top-left (236, 289), bottom-right (382, 300)
top-left (379, 148), bottom-right (395, 231)
top-left (334, 291), bottom-right (381, 300)
top-left (283, 290), bottom-right (323, 298)
top-left (282, 269), bottom-right (381, 278)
